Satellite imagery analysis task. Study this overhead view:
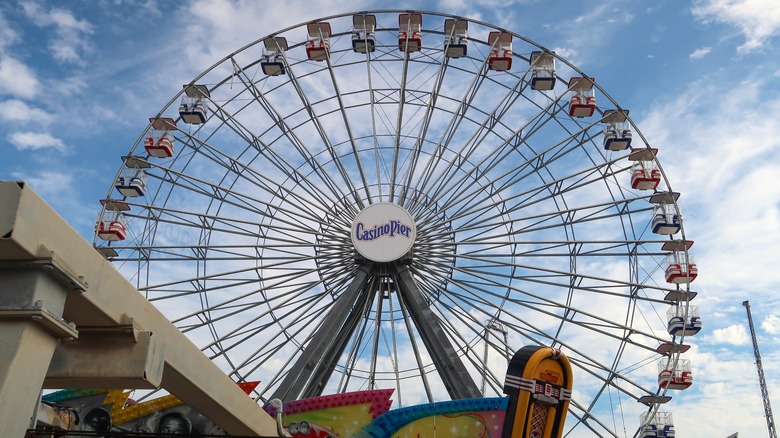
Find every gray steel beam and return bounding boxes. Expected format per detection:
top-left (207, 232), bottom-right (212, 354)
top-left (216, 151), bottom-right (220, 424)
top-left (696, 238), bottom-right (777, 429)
top-left (393, 262), bottom-right (481, 399)
top-left (0, 181), bottom-right (279, 437)
top-left (269, 262), bottom-right (374, 402)
top-left (44, 329), bottom-right (164, 389)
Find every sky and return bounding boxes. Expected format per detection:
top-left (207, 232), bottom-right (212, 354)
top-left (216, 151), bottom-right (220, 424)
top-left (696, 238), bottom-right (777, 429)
top-left (2, 0), bottom-right (780, 436)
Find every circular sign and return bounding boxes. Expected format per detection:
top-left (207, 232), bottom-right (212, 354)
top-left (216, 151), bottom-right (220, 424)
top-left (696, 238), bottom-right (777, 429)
top-left (351, 203), bottom-right (416, 263)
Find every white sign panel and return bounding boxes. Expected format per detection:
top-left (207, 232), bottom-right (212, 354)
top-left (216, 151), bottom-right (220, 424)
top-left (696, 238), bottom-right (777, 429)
top-left (351, 203), bottom-right (416, 262)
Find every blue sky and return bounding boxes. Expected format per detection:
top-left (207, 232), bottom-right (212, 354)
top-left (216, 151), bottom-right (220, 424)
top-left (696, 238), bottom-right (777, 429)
top-left (2, 0), bottom-right (780, 436)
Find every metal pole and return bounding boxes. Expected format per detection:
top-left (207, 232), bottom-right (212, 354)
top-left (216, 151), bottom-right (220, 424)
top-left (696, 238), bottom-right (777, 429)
top-left (743, 300), bottom-right (777, 438)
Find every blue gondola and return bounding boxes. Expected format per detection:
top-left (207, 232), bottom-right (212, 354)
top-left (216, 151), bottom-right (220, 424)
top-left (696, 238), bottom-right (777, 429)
top-left (602, 110), bottom-right (632, 150)
top-left (115, 175), bottom-right (146, 197)
top-left (530, 51), bottom-right (556, 91)
top-left (179, 84), bottom-right (210, 125)
top-left (651, 204), bottom-right (680, 235)
top-left (444, 19), bottom-right (468, 58)
top-left (638, 412), bottom-right (676, 437)
top-left (261, 37), bottom-right (288, 76)
top-left (667, 304), bottom-right (702, 336)
top-left (352, 14), bottom-right (376, 53)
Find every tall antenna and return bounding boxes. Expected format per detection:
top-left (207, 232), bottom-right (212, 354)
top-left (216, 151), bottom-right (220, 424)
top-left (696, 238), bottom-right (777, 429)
top-left (743, 300), bottom-right (777, 438)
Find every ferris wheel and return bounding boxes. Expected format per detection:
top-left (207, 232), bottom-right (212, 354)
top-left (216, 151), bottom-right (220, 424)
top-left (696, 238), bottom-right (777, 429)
top-left (95, 10), bottom-right (700, 437)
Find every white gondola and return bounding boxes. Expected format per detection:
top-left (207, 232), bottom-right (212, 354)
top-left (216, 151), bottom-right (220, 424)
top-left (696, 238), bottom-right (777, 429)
top-left (665, 251), bottom-right (698, 284)
top-left (179, 84), bottom-right (210, 125)
top-left (144, 117), bottom-right (177, 158)
top-left (658, 358), bottom-right (693, 390)
top-left (487, 31), bottom-right (512, 71)
top-left (352, 14), bottom-right (376, 53)
top-left (115, 156), bottom-right (148, 198)
top-left (398, 13), bottom-right (422, 52)
top-left (443, 19), bottom-right (468, 58)
top-left (651, 203), bottom-right (680, 235)
top-left (529, 50), bottom-right (556, 90)
top-left (667, 304), bottom-right (702, 336)
top-left (261, 37), bottom-right (289, 76)
top-left (115, 171), bottom-right (146, 197)
top-left (568, 77), bottom-right (596, 118)
top-left (96, 199), bottom-right (130, 242)
top-left (306, 22), bottom-right (331, 61)
top-left (602, 109), bottom-right (632, 150)
top-left (638, 412), bottom-right (676, 437)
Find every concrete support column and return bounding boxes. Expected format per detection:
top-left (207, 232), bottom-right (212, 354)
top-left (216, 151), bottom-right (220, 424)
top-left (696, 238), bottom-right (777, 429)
top-left (1, 181), bottom-right (281, 437)
top-left (0, 267), bottom-right (79, 438)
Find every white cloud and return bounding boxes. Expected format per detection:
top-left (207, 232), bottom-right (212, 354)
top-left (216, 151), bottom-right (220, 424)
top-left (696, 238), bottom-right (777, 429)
top-left (639, 78), bottom-right (780, 296)
top-left (0, 99), bottom-right (53, 124)
top-left (689, 47), bottom-right (712, 58)
top-left (763, 314), bottom-right (780, 334)
top-left (0, 56), bottom-right (41, 98)
top-left (9, 169), bottom-right (96, 231)
top-left (8, 131), bottom-right (66, 152)
top-left (712, 324), bottom-right (749, 345)
top-left (176, 0), bottom-right (352, 68)
top-left (11, 170), bottom-right (74, 197)
top-left (692, 0), bottom-right (780, 53)
top-left (0, 11), bottom-right (20, 53)
top-left (21, 1), bottom-right (94, 63)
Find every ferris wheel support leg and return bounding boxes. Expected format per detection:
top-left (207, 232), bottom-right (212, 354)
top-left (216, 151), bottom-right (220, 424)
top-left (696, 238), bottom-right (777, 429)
top-left (394, 263), bottom-right (482, 400)
top-left (269, 262), bottom-right (375, 402)
top-left (300, 268), bottom-right (379, 400)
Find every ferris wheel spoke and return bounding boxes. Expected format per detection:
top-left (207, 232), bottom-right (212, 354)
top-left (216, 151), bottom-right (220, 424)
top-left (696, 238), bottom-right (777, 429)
top-left (397, 61), bottom-right (453, 206)
top-left (120, 205), bottom-right (316, 251)
top-left (428, 258), bottom-right (673, 338)
top-left (143, 249), bottom-right (343, 298)
top-left (432, 141), bottom-right (623, 231)
top-left (443, 106), bottom-right (596, 205)
top-left (181, 267), bottom-right (358, 375)
top-left (201, 283), bottom-right (337, 361)
top-left (420, 119), bottom-right (603, 227)
top-left (564, 397), bottom-right (621, 437)
top-left (416, 77), bottom-right (569, 212)
top-left (202, 261), bottom-right (353, 341)
top-left (448, 251), bottom-right (676, 303)
top-left (138, 162), bottom-right (331, 235)
top-left (422, 279), bottom-right (657, 409)
top-left (388, 49), bottom-right (415, 202)
top-left (361, 44), bottom-right (385, 201)
top-left (321, 49), bottom-right (376, 204)
top-left (421, 193), bottom-right (652, 245)
top-left (174, 131), bottom-right (339, 219)
top-left (409, 64), bottom-right (521, 207)
top-left (269, 262), bottom-right (374, 402)
top-left (282, 57), bottom-right (366, 210)
top-left (397, 38), bottom-right (503, 208)
top-left (217, 62), bottom-right (356, 208)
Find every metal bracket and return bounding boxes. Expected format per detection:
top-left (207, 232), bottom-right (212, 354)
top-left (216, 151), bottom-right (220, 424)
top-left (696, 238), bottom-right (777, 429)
top-left (0, 307), bottom-right (78, 339)
top-left (0, 253), bottom-right (88, 294)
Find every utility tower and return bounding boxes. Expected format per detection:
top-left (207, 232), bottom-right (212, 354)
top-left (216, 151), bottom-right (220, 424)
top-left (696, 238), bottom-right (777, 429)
top-left (743, 300), bottom-right (777, 438)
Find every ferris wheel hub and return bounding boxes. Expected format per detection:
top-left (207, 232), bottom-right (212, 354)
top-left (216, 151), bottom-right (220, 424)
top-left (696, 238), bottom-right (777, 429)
top-left (351, 202), bottom-right (416, 263)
